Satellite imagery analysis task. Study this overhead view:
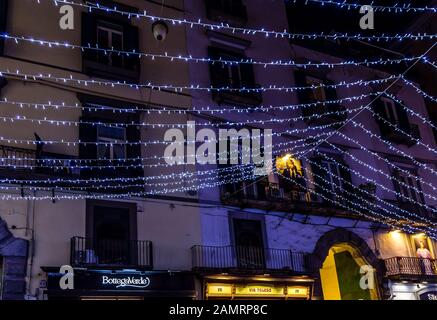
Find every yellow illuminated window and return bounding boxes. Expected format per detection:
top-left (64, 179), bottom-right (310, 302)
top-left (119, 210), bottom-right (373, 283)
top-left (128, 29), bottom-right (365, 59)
top-left (276, 154), bottom-right (303, 178)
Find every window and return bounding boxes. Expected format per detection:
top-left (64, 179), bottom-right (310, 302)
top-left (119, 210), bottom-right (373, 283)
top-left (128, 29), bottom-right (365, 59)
top-left (97, 125), bottom-right (126, 160)
top-left (0, 0), bottom-right (7, 55)
top-left (78, 96), bottom-right (143, 185)
top-left (320, 160), bottom-right (344, 194)
top-left (205, 0), bottom-right (247, 26)
top-left (208, 46), bottom-right (261, 106)
top-left (81, 10), bottom-right (140, 81)
top-left (380, 97), bottom-right (399, 124)
top-left (96, 23), bottom-right (124, 68)
top-left (310, 157), bottom-right (353, 205)
top-left (295, 71), bottom-right (346, 126)
top-left (392, 170), bottom-right (425, 205)
top-left (372, 96), bottom-right (419, 146)
top-left (306, 76), bottom-right (327, 102)
top-left (82, 200), bottom-right (139, 266)
top-left (232, 218), bottom-right (265, 269)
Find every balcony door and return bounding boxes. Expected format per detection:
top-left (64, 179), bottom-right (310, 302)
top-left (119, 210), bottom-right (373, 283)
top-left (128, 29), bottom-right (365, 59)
top-left (86, 201), bottom-right (137, 267)
top-left (233, 219), bottom-right (265, 269)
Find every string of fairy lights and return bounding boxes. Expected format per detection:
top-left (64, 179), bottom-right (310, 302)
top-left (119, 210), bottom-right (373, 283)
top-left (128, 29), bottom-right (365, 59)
top-left (0, 92), bottom-right (378, 114)
top-left (275, 169), bottom-right (437, 239)
top-left (41, 0), bottom-right (437, 41)
top-left (0, 34), bottom-right (430, 68)
top-left (0, 68), bottom-right (400, 92)
top-left (0, 0), bottom-right (435, 237)
top-left (287, 0), bottom-right (437, 13)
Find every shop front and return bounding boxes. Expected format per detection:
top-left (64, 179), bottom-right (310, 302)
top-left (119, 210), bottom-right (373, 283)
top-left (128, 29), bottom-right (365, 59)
top-left (42, 268), bottom-right (197, 300)
top-left (202, 274), bottom-right (313, 300)
top-left (389, 282), bottom-right (437, 300)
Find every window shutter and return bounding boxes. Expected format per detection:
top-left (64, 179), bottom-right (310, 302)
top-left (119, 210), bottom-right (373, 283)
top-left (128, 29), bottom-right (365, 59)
top-left (208, 47), bottom-right (229, 87)
top-left (310, 158), bottom-right (328, 200)
top-left (338, 161), bottom-right (354, 197)
top-left (394, 99), bottom-right (411, 133)
top-left (294, 71), bottom-right (313, 117)
top-left (79, 117), bottom-right (98, 178)
top-left (240, 62), bottom-right (256, 88)
top-left (123, 24), bottom-right (140, 72)
top-left (125, 118), bottom-right (143, 176)
top-left (372, 97), bottom-right (391, 137)
top-left (324, 80), bottom-right (338, 110)
top-left (81, 12), bottom-right (98, 62)
top-left (125, 116), bottom-right (141, 159)
top-left (79, 118), bottom-right (98, 159)
top-left (391, 170), bottom-right (402, 201)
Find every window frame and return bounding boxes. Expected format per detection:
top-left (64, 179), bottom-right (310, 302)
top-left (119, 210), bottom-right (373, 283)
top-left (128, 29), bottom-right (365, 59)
top-left (96, 125), bottom-right (127, 161)
top-left (380, 97), bottom-right (400, 124)
top-left (393, 169), bottom-right (425, 205)
top-left (96, 21), bottom-right (124, 67)
top-left (305, 75), bottom-right (327, 102)
top-left (320, 159), bottom-right (344, 193)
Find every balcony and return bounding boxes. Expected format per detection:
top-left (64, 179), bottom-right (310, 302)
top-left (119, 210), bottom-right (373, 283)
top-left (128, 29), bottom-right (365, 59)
top-left (205, 0), bottom-right (248, 26)
top-left (212, 86), bottom-right (263, 107)
top-left (70, 237), bottom-right (153, 270)
top-left (303, 104), bottom-right (348, 127)
top-left (192, 245), bottom-right (308, 274)
top-left (378, 122), bottom-right (421, 147)
top-left (0, 145), bottom-right (79, 180)
top-left (385, 257), bottom-right (437, 280)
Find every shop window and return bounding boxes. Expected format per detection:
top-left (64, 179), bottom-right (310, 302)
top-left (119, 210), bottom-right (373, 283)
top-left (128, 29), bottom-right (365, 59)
top-left (294, 71), bottom-right (347, 126)
top-left (81, 6), bottom-right (140, 82)
top-left (205, 0), bottom-right (247, 26)
top-left (208, 46), bottom-right (262, 106)
top-left (372, 96), bottom-right (420, 146)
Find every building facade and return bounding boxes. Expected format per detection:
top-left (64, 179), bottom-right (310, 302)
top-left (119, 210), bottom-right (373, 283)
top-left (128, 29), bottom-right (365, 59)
top-left (0, 0), bottom-right (436, 300)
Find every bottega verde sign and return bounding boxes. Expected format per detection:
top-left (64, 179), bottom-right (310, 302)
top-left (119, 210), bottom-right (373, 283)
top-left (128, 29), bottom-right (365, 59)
top-left (101, 275), bottom-right (151, 289)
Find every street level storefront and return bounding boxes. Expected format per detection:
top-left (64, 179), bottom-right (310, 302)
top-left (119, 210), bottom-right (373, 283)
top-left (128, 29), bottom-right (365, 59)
top-left (389, 282), bottom-right (437, 300)
top-left (202, 274), bottom-right (314, 300)
top-left (41, 268), bottom-right (197, 300)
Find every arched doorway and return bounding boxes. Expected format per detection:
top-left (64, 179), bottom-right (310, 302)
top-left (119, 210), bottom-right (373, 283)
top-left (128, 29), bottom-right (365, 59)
top-left (310, 228), bottom-right (384, 300)
top-left (320, 243), bottom-right (379, 300)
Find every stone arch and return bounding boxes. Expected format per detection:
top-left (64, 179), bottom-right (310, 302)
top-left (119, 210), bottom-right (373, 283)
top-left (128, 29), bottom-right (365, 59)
top-left (0, 217), bottom-right (28, 300)
top-left (309, 228), bottom-right (384, 299)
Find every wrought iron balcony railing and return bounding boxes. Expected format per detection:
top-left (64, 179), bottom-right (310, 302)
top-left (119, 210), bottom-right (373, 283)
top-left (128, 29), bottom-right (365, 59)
top-left (70, 237), bottom-right (153, 269)
top-left (0, 145), bottom-right (79, 177)
top-left (192, 245), bottom-right (307, 273)
top-left (385, 257), bottom-right (437, 278)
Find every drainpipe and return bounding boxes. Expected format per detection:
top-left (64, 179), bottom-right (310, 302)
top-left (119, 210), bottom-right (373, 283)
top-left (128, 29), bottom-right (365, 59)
top-left (25, 196), bottom-right (36, 299)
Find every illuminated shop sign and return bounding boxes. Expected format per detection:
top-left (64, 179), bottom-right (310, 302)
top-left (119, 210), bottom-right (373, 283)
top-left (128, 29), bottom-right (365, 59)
top-left (235, 285), bottom-right (285, 297)
top-left (45, 269), bottom-right (195, 294)
top-left (419, 292), bottom-right (437, 301)
top-left (206, 283), bottom-right (309, 299)
top-left (101, 276), bottom-right (150, 289)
